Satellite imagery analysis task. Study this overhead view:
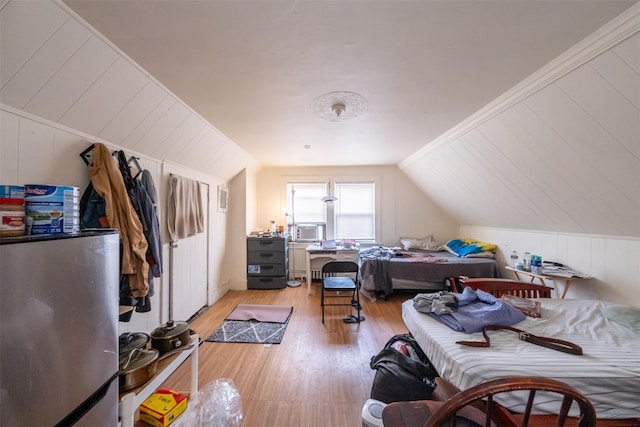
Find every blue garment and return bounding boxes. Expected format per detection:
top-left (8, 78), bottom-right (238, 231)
top-left (429, 287), bottom-right (526, 333)
top-left (80, 184), bottom-right (107, 229)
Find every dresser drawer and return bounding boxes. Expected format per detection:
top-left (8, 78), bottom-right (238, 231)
top-left (247, 238), bottom-right (287, 252)
top-left (247, 263), bottom-right (287, 277)
top-left (247, 276), bottom-right (286, 289)
top-left (247, 251), bottom-right (286, 265)
top-left (336, 251), bottom-right (359, 263)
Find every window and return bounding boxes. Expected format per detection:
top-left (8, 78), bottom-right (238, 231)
top-left (286, 180), bottom-right (376, 242)
top-left (334, 182), bottom-right (375, 241)
top-left (286, 183), bottom-right (326, 223)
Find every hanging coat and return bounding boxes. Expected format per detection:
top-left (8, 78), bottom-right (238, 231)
top-left (139, 170), bottom-right (162, 278)
top-left (88, 144), bottom-right (149, 298)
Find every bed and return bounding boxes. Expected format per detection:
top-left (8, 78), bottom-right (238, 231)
top-left (402, 297), bottom-right (640, 419)
top-left (359, 248), bottom-right (500, 296)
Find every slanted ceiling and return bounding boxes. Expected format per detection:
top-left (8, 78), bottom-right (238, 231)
top-left (0, 0), bottom-right (255, 181)
top-left (401, 28), bottom-right (640, 238)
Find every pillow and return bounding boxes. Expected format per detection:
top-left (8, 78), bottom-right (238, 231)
top-left (399, 235), bottom-right (441, 251)
top-left (444, 238), bottom-right (497, 257)
top-left (464, 251), bottom-right (495, 259)
top-left (442, 244), bottom-right (495, 258)
top-left (601, 305), bottom-right (640, 334)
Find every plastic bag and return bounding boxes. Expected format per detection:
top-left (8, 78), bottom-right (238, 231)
top-left (173, 378), bottom-right (242, 427)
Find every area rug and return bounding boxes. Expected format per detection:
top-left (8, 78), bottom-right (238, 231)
top-left (206, 304), bottom-right (293, 344)
top-left (225, 304), bottom-right (293, 323)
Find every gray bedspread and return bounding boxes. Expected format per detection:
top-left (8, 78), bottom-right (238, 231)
top-left (360, 248), bottom-right (500, 295)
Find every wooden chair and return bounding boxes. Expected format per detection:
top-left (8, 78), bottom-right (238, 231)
top-left (382, 376), bottom-right (597, 427)
top-left (460, 278), bottom-right (553, 299)
top-left (321, 261), bottom-right (364, 324)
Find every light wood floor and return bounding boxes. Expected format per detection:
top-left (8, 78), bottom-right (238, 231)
top-left (160, 282), bottom-right (412, 427)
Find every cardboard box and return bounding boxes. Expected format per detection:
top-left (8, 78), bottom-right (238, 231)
top-left (139, 389), bottom-right (188, 427)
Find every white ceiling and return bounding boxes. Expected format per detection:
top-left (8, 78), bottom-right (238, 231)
top-left (63, 0), bottom-right (636, 167)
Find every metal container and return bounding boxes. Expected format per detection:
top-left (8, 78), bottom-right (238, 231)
top-left (24, 185), bottom-right (79, 235)
top-left (119, 332), bottom-right (150, 357)
top-left (150, 321), bottom-right (191, 356)
top-left (118, 348), bottom-right (159, 392)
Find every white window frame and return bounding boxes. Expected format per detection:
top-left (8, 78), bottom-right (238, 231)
top-left (333, 181), bottom-right (376, 242)
top-left (285, 176), bottom-right (380, 243)
top-left (285, 182), bottom-right (326, 224)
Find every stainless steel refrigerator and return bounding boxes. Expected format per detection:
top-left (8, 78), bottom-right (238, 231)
top-left (1, 230), bottom-right (120, 426)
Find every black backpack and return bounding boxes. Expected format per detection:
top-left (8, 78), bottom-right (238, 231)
top-left (370, 333), bottom-right (438, 403)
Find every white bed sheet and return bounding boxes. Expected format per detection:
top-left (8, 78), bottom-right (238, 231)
top-left (402, 298), bottom-right (640, 419)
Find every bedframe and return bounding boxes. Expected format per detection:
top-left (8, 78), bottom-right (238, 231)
top-left (402, 289), bottom-right (640, 420)
top-left (359, 248), bottom-right (500, 297)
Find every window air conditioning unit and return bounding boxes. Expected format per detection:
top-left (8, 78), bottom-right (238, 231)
top-left (295, 224), bottom-right (326, 242)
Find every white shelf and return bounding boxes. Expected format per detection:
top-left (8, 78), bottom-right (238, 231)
top-left (118, 334), bottom-right (199, 427)
top-left (505, 267), bottom-right (590, 299)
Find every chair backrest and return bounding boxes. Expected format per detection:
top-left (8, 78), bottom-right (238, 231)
top-left (424, 376), bottom-right (596, 427)
top-left (461, 278), bottom-right (553, 298)
top-left (322, 260), bottom-right (358, 275)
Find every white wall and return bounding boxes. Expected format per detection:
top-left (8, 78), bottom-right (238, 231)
top-left (0, 0), bottom-right (254, 182)
top-left (401, 12), bottom-right (639, 238)
top-left (463, 226), bottom-right (640, 306)
top-left (0, 108), bottom-right (231, 333)
top-left (1, 0), bottom-right (251, 332)
top-left (255, 165), bottom-right (458, 247)
top-left (400, 10), bottom-right (639, 306)
top-left (225, 166), bottom-right (264, 291)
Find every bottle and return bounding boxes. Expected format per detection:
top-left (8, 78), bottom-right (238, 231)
top-left (523, 252), bottom-right (531, 271)
top-left (531, 255), bottom-right (542, 275)
top-left (270, 221), bottom-right (277, 236)
top-left (510, 250), bottom-right (518, 268)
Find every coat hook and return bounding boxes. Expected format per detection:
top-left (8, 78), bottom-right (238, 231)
top-left (79, 144), bottom-right (95, 166)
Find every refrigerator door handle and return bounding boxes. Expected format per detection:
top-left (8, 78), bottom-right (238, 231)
top-left (53, 373), bottom-right (119, 427)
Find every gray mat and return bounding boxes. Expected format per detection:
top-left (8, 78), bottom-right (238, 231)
top-left (205, 317), bottom-right (290, 344)
top-left (225, 304), bottom-right (293, 323)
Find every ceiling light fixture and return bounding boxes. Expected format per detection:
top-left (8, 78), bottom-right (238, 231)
top-left (321, 194), bottom-right (337, 203)
top-left (321, 182), bottom-right (337, 204)
top-left (311, 91), bottom-right (367, 122)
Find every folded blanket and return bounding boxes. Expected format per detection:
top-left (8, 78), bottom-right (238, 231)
top-left (395, 250), bottom-right (448, 263)
top-left (413, 291), bottom-right (459, 315)
top-left (444, 238), bottom-right (497, 258)
top-left (359, 246), bottom-right (395, 261)
top-left (415, 287), bottom-right (525, 333)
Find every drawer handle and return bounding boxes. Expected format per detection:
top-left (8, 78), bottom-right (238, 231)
top-left (259, 253), bottom-right (274, 257)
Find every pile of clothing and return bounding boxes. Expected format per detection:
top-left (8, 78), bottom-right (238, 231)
top-left (413, 287), bottom-right (525, 333)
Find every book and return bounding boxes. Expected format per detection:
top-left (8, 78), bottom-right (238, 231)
top-left (501, 294), bottom-right (542, 318)
top-left (541, 264), bottom-right (590, 278)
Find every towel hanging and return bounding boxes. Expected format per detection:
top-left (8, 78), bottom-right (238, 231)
top-left (167, 174), bottom-right (204, 242)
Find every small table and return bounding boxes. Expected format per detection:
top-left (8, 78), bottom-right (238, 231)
top-left (505, 266), bottom-right (589, 299)
top-left (305, 245), bottom-right (359, 294)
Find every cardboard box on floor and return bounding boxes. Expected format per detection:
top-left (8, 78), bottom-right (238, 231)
top-left (139, 388), bottom-right (188, 427)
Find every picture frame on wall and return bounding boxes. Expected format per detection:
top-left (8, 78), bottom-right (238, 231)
top-left (217, 185), bottom-right (228, 213)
